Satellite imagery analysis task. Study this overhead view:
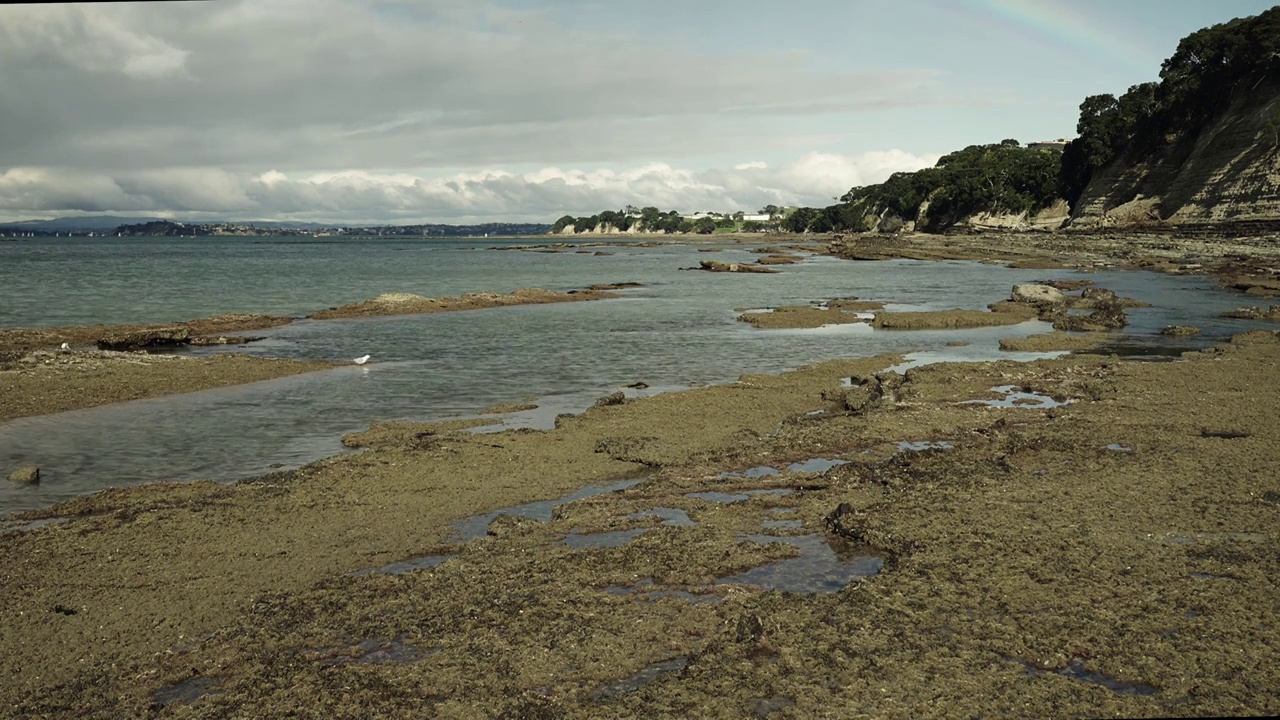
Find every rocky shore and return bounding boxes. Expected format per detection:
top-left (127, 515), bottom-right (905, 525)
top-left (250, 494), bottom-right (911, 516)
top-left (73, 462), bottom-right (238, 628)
top-left (1, 326), bottom-right (1277, 717)
top-left (3, 232), bottom-right (1280, 717)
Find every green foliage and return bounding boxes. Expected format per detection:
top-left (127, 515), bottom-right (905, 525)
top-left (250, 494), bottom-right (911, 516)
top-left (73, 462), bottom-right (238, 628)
top-left (1062, 7), bottom-right (1280, 208)
top-left (693, 217), bottom-right (717, 234)
top-left (551, 215), bottom-right (576, 233)
top-left (834, 142), bottom-right (1062, 233)
top-left (782, 207), bottom-right (818, 233)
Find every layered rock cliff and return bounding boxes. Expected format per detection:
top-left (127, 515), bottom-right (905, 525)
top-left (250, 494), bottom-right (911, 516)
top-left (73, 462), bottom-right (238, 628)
top-left (1070, 80), bottom-right (1280, 228)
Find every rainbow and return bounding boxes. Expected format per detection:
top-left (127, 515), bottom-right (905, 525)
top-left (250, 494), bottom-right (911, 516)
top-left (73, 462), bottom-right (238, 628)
top-left (938, 0), bottom-right (1153, 71)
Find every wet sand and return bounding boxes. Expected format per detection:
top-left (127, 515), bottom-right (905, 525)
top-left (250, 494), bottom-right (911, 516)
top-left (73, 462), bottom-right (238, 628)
top-left (2, 329), bottom-right (1278, 717)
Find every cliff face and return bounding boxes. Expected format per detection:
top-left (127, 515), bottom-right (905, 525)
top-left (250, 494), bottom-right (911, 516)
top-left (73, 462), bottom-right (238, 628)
top-left (1071, 81), bottom-right (1280, 228)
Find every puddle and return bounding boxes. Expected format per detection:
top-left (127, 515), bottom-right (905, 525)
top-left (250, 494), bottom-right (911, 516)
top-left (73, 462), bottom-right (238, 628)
top-left (630, 507), bottom-right (696, 527)
top-left (562, 528), bottom-right (648, 549)
top-left (767, 507), bottom-right (798, 516)
top-left (786, 458), bottom-right (850, 473)
top-left (312, 634), bottom-right (426, 666)
top-left (1106, 444), bottom-right (1134, 452)
top-left (590, 657), bottom-right (689, 700)
top-left (716, 534), bottom-right (883, 594)
top-left (451, 477), bottom-right (645, 542)
top-left (1022, 659), bottom-right (1158, 697)
top-left (896, 441), bottom-right (954, 452)
top-left (963, 385), bottom-right (1071, 409)
top-left (762, 519), bottom-right (803, 530)
top-left (806, 410), bottom-right (826, 417)
top-left (747, 489), bottom-right (795, 498)
top-left (0, 517), bottom-right (70, 534)
top-left (355, 554), bottom-right (454, 576)
top-left (153, 677), bottom-right (222, 707)
top-left (719, 466), bottom-right (781, 479)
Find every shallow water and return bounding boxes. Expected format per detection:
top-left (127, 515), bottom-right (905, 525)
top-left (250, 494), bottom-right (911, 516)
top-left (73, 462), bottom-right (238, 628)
top-left (717, 534), bottom-right (884, 593)
top-left (450, 478), bottom-right (644, 543)
top-left (590, 657), bottom-right (688, 700)
top-left (3, 237), bottom-right (1273, 513)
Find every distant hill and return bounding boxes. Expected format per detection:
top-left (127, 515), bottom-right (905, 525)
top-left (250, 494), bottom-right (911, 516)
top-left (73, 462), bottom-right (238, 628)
top-left (0, 216), bottom-right (163, 232)
top-left (0, 216), bottom-right (340, 233)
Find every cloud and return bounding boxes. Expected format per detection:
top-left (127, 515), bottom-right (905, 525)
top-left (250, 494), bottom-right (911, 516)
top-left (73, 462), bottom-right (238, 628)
top-left (0, 151), bottom-right (939, 224)
top-left (0, 5), bottom-right (189, 79)
top-left (0, 0), bottom-right (954, 173)
top-left (0, 0), bottom-right (960, 223)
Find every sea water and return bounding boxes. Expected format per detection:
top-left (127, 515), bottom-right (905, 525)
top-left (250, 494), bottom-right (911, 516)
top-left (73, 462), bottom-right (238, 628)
top-left (0, 236), bottom-right (1271, 512)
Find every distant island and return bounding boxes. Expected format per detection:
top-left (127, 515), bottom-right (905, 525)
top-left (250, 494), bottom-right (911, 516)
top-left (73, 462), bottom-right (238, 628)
top-left (0, 218), bottom-right (551, 239)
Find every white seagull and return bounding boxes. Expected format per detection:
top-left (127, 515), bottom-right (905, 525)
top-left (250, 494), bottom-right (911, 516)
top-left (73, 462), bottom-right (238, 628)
top-left (60, 342), bottom-right (71, 351)
top-left (353, 354), bottom-right (371, 365)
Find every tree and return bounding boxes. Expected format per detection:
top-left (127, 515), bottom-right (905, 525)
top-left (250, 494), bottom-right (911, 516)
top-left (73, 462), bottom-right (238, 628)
top-left (783, 207), bottom-right (818, 233)
top-left (550, 215), bottom-right (576, 233)
top-left (693, 217), bottom-right (717, 234)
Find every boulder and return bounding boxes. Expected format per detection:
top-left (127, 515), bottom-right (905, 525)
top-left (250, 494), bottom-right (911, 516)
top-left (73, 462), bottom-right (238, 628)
top-left (1161, 325), bottom-right (1202, 336)
top-left (1011, 284), bottom-right (1065, 307)
top-left (97, 328), bottom-right (191, 351)
top-left (593, 391), bottom-right (626, 408)
top-left (8, 466), bottom-right (39, 484)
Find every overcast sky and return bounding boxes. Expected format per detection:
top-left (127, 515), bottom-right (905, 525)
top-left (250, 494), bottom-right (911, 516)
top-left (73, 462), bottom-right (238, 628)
top-left (0, 0), bottom-right (1274, 224)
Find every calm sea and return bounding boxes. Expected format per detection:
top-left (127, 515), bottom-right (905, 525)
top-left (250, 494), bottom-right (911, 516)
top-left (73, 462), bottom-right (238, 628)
top-left (0, 236), bottom-right (1267, 513)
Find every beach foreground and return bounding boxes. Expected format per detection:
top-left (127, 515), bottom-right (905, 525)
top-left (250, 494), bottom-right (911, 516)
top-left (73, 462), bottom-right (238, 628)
top-left (2, 323), bottom-right (1277, 717)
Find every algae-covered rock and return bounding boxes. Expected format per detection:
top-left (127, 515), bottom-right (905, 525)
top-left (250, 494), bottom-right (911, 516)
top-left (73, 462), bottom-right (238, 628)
top-left (874, 309), bottom-right (1032, 330)
top-left (1222, 306), bottom-right (1280, 321)
top-left (697, 260), bottom-right (780, 274)
top-left (1161, 325), bottom-right (1202, 337)
top-left (96, 328), bottom-right (191, 351)
top-left (999, 332), bottom-right (1110, 352)
top-left (1011, 284), bottom-right (1065, 307)
top-left (8, 466), bottom-right (39, 484)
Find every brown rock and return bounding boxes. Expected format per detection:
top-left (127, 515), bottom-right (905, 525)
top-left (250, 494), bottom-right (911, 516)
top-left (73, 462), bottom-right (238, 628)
top-left (1161, 325), bottom-right (1201, 336)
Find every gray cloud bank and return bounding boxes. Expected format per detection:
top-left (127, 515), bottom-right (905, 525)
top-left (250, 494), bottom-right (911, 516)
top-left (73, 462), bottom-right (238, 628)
top-left (0, 0), bottom-right (947, 222)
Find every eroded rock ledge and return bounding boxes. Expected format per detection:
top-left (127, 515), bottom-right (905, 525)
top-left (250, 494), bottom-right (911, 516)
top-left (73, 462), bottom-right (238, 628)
top-left (307, 287), bottom-right (619, 320)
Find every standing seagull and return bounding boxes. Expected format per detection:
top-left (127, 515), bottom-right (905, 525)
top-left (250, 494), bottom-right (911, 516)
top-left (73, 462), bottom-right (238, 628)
top-left (60, 342), bottom-right (70, 351)
top-left (354, 354), bottom-right (371, 365)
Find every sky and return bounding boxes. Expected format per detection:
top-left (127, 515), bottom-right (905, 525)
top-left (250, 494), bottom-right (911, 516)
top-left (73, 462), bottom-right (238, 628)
top-left (0, 0), bottom-right (1275, 224)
